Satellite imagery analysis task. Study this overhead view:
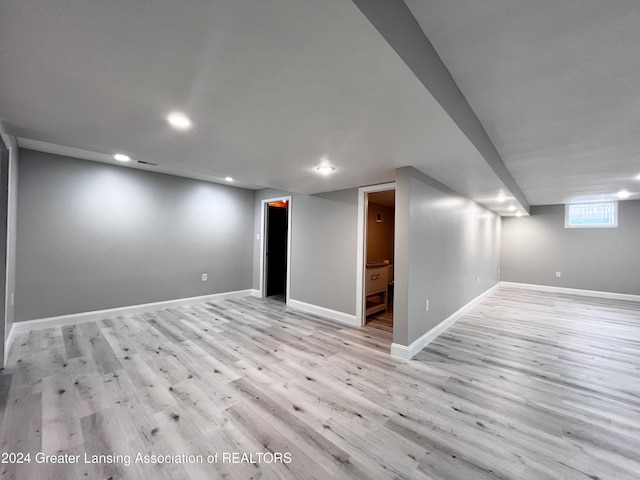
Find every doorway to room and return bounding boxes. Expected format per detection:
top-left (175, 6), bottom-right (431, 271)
top-left (361, 187), bottom-right (395, 332)
top-left (260, 197), bottom-right (291, 303)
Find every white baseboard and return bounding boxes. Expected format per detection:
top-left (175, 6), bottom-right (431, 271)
top-left (287, 298), bottom-right (359, 327)
top-left (11, 289), bottom-right (256, 335)
top-left (390, 343), bottom-right (411, 359)
top-left (250, 289), bottom-right (261, 297)
top-left (391, 282), bottom-right (501, 360)
top-left (501, 282), bottom-right (640, 302)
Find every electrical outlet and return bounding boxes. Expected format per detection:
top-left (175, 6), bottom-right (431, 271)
top-left (425, 300), bottom-right (429, 311)
top-left (11, 293), bottom-right (14, 306)
top-left (202, 273), bottom-right (208, 281)
top-left (477, 276), bottom-right (480, 284)
top-left (555, 271), bottom-right (561, 278)
top-left (497, 268), bottom-right (501, 279)
top-left (256, 234), bottom-right (260, 240)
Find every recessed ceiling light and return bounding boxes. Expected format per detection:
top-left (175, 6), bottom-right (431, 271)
top-left (497, 193), bottom-right (506, 202)
top-left (617, 189), bottom-right (630, 199)
top-left (515, 211), bottom-right (523, 217)
top-left (316, 165), bottom-right (336, 175)
top-left (167, 112), bottom-right (193, 130)
top-left (113, 153), bottom-right (130, 162)
top-left (508, 205), bottom-right (516, 212)
top-left (635, 173), bottom-right (640, 180)
top-left (225, 177), bottom-right (234, 182)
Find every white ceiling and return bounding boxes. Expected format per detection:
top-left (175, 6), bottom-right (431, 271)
top-left (1, 0), bottom-right (637, 213)
top-left (405, 0), bottom-right (640, 205)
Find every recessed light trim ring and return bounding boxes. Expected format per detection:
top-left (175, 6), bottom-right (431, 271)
top-left (617, 189), bottom-right (630, 199)
top-left (167, 112), bottom-right (193, 130)
top-left (316, 165), bottom-right (336, 175)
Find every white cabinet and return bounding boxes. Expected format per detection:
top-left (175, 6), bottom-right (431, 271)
top-left (365, 265), bottom-right (388, 316)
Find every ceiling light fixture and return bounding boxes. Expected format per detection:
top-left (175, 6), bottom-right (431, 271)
top-left (167, 112), bottom-right (193, 130)
top-left (515, 211), bottom-right (523, 217)
top-left (497, 193), bottom-right (506, 202)
top-left (617, 189), bottom-right (630, 199)
top-left (225, 177), bottom-right (234, 182)
top-left (316, 165), bottom-right (336, 175)
top-left (113, 153), bottom-right (130, 162)
top-left (508, 205), bottom-right (516, 212)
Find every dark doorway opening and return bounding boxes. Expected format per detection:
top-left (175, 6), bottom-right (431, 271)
top-left (265, 201), bottom-right (288, 301)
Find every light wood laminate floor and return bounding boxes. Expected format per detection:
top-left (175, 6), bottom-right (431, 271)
top-left (1, 285), bottom-right (639, 479)
top-left (366, 304), bottom-right (393, 333)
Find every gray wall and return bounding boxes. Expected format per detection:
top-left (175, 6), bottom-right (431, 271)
top-left (394, 167), bottom-right (501, 346)
top-left (15, 149), bottom-right (255, 321)
top-left (501, 202), bottom-right (640, 295)
top-left (253, 188), bottom-right (358, 315)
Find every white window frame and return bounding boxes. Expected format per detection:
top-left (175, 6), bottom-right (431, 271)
top-left (564, 201), bottom-right (618, 228)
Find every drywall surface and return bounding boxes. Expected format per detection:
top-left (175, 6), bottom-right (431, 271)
top-left (253, 187), bottom-right (358, 315)
top-left (367, 202), bottom-right (395, 264)
top-left (15, 149), bottom-right (255, 321)
top-left (502, 202), bottom-right (640, 295)
top-left (351, 0), bottom-right (529, 212)
top-left (394, 167), bottom-right (501, 346)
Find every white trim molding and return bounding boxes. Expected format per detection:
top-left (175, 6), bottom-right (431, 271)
top-left (0, 128), bottom-right (18, 149)
top-left (500, 282), bottom-right (640, 302)
top-left (10, 289), bottom-right (256, 335)
top-left (288, 298), bottom-right (358, 327)
top-left (4, 323), bottom-right (16, 367)
top-left (2, 132), bottom-right (19, 369)
top-left (391, 283), bottom-right (501, 360)
top-left (389, 342), bottom-right (411, 359)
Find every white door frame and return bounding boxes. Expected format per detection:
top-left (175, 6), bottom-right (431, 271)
top-left (356, 182), bottom-right (395, 326)
top-left (259, 195), bottom-right (292, 304)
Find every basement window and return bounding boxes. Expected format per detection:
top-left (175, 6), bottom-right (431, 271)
top-left (565, 202), bottom-right (618, 228)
